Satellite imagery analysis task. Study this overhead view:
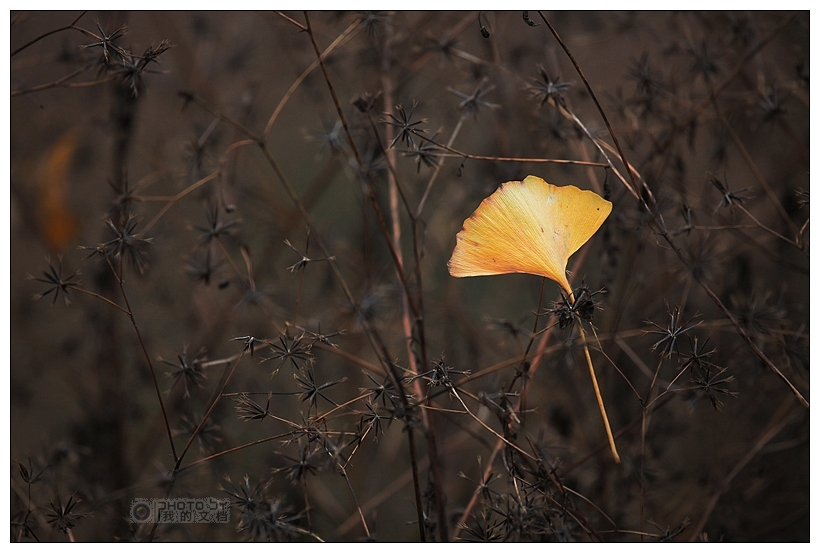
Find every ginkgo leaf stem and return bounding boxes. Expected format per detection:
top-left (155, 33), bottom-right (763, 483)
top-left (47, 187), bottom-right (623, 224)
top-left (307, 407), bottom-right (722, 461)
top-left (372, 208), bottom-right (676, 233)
top-left (576, 313), bottom-right (620, 464)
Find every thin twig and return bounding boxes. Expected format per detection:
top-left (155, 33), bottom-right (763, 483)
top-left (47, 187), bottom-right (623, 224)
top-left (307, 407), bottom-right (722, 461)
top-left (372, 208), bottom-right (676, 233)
top-left (11, 65), bottom-right (99, 97)
top-left (11, 11), bottom-right (87, 56)
top-left (106, 255), bottom-right (177, 463)
top-left (174, 349), bottom-right (246, 469)
top-left (262, 17), bottom-right (361, 141)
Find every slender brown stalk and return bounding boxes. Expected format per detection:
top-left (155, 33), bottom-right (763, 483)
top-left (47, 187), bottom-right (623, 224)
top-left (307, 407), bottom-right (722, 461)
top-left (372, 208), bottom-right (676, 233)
top-left (106, 256), bottom-right (177, 463)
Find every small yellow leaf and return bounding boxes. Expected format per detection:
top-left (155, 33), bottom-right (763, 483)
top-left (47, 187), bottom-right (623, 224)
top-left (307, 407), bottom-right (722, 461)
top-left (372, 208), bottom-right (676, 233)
top-left (448, 175), bottom-right (612, 294)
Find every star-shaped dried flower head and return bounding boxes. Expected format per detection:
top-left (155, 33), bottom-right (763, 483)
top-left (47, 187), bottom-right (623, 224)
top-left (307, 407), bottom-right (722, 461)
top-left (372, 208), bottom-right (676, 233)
top-left (448, 175), bottom-right (612, 295)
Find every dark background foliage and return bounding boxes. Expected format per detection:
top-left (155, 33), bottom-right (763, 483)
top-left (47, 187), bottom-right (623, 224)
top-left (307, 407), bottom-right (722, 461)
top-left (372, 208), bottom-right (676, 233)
top-left (10, 11), bottom-right (809, 542)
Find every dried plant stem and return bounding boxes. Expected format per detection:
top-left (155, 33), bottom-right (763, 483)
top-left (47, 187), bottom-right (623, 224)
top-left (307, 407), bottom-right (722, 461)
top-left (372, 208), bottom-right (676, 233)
top-left (416, 133), bottom-right (609, 169)
top-left (303, 12), bottom-right (430, 539)
top-left (381, 24), bottom-right (450, 542)
top-left (448, 387), bottom-right (535, 460)
top-left (735, 204), bottom-right (799, 248)
top-left (10, 11), bottom-right (86, 56)
top-left (416, 113), bottom-right (467, 217)
top-left (339, 424), bottom-right (481, 539)
top-left (451, 429), bottom-right (500, 539)
top-left (452, 295), bottom-right (560, 539)
top-left (562, 396), bottom-right (673, 477)
top-left (710, 91), bottom-right (803, 245)
top-left (639, 356), bottom-right (664, 538)
top-left (381, 38), bottom-right (416, 385)
top-left (515, 277), bottom-right (548, 420)
top-left (339, 466), bottom-right (371, 538)
top-left (302, 15), bottom-right (420, 320)
top-left (638, 14), bottom-right (795, 171)
top-left (263, 16), bottom-right (361, 140)
top-left (10, 64), bottom-right (98, 97)
top-left (174, 350), bottom-right (246, 469)
top-left (74, 286), bottom-right (129, 314)
top-left (541, 12), bottom-right (809, 409)
top-left (687, 397), bottom-right (796, 540)
top-left (180, 431), bottom-right (296, 472)
top-left (141, 172), bottom-right (218, 235)
top-left (539, 12), bottom-right (641, 196)
top-left (106, 256), bottom-right (178, 463)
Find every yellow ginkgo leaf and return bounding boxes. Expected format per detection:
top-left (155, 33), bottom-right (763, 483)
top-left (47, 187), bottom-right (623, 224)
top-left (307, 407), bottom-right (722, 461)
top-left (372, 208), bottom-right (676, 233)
top-left (448, 174), bottom-right (621, 464)
top-left (448, 175), bottom-right (612, 295)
